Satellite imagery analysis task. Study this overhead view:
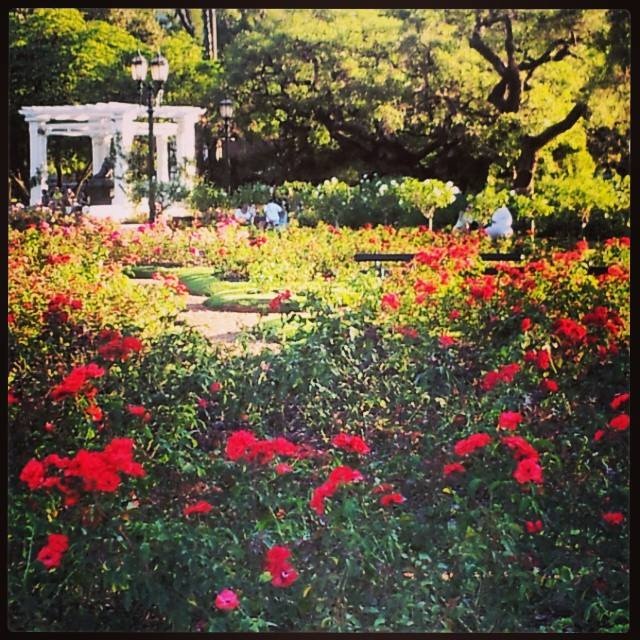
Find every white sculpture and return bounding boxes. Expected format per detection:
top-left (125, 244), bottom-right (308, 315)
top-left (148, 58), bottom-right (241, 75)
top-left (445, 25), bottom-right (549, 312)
top-left (485, 206), bottom-right (513, 240)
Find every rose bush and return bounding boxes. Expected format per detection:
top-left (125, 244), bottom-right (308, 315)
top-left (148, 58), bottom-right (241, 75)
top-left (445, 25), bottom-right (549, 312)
top-left (8, 219), bottom-right (629, 632)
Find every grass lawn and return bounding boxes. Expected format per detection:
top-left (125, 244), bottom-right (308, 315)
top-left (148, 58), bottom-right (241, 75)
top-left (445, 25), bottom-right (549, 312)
top-left (126, 266), bottom-right (302, 312)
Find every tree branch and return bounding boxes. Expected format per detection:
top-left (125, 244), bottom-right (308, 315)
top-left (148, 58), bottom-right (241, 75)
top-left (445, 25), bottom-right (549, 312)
top-left (514, 101), bottom-right (588, 191)
top-left (521, 39), bottom-right (573, 71)
top-left (175, 9), bottom-right (195, 37)
top-left (504, 15), bottom-right (516, 67)
top-left (469, 30), bottom-right (506, 76)
top-left (469, 11), bottom-right (521, 112)
top-left (528, 101), bottom-right (587, 151)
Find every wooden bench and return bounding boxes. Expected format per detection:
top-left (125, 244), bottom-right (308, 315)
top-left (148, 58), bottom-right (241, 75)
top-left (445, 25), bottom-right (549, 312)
top-left (168, 216), bottom-right (195, 229)
top-left (354, 252), bottom-right (609, 276)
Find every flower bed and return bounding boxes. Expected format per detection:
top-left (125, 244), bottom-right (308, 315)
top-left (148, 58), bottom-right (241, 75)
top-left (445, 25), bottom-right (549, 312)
top-left (8, 220), bottom-right (629, 632)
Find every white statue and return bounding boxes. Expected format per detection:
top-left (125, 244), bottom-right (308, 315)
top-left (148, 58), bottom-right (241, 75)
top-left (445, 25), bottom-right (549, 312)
top-left (485, 206), bottom-right (513, 240)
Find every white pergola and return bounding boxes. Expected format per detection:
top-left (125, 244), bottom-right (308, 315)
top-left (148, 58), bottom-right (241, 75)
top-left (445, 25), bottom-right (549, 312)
top-left (19, 102), bottom-right (205, 217)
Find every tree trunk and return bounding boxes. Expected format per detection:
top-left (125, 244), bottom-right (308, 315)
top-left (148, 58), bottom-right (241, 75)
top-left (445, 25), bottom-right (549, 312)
top-left (513, 102), bottom-right (587, 192)
top-left (202, 9), bottom-right (216, 60)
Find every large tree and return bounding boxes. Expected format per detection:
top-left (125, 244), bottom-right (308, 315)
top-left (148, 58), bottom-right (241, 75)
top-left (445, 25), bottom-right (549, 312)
top-left (217, 8), bottom-right (627, 190)
top-left (221, 9), bottom-right (490, 186)
top-left (460, 9), bottom-right (629, 192)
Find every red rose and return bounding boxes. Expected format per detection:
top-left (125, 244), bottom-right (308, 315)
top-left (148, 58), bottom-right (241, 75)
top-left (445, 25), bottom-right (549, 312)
top-left (85, 403), bottom-right (104, 423)
top-left (265, 545), bottom-right (299, 588)
top-left (275, 463), bottom-right (293, 475)
top-left (498, 411), bottom-right (523, 431)
top-left (521, 318), bottom-right (532, 332)
top-left (453, 432), bottom-right (492, 456)
top-left (310, 483), bottom-right (334, 515)
top-left (126, 404), bottom-right (144, 416)
top-left (524, 520), bottom-right (543, 534)
top-left (541, 379), bottom-right (559, 393)
top-left (381, 292), bottom-right (401, 312)
top-left (443, 462), bottom-right (465, 476)
top-left (481, 371), bottom-right (501, 391)
top-left (553, 317), bottom-right (588, 345)
top-left (395, 325), bottom-right (419, 339)
top-left (19, 458), bottom-right (45, 490)
top-left (602, 511), bottom-right (624, 526)
top-left (501, 436), bottom-right (539, 461)
top-left (36, 533), bottom-right (69, 569)
top-left (610, 393), bottom-right (629, 410)
top-left (608, 414), bottom-right (629, 431)
top-left (331, 433), bottom-right (371, 455)
top-left (310, 466), bottom-right (363, 515)
top-left (438, 334), bottom-right (457, 348)
top-left (271, 565), bottom-right (299, 588)
top-left (210, 381), bottom-right (223, 393)
top-left (225, 430), bottom-right (258, 461)
top-left (269, 290), bottom-right (292, 312)
top-left (326, 465), bottom-right (364, 486)
top-left (380, 492), bottom-right (406, 507)
top-left (215, 588), bottom-right (240, 611)
top-left (498, 363), bottom-right (520, 382)
top-left (513, 458), bottom-right (544, 484)
top-left (183, 500), bottom-right (213, 517)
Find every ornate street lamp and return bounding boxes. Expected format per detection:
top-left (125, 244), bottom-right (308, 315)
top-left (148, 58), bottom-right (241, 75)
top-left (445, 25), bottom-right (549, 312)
top-left (131, 52), bottom-right (170, 223)
top-left (219, 98), bottom-right (234, 195)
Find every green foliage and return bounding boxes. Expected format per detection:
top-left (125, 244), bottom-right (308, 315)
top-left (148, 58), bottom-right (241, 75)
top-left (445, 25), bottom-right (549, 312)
top-left (160, 31), bottom-right (223, 105)
top-left (8, 220), bottom-right (630, 632)
top-left (217, 9), bottom-right (628, 189)
top-left (128, 178), bottom-right (189, 210)
top-left (233, 182), bottom-right (272, 207)
top-left (188, 182), bottom-right (230, 211)
top-left (9, 9), bottom-right (630, 195)
top-left (397, 178), bottom-right (459, 227)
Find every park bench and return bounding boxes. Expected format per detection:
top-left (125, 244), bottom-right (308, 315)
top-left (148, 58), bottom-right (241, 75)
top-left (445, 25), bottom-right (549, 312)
top-left (354, 252), bottom-right (610, 276)
top-left (355, 251), bottom-right (522, 276)
top-left (168, 215), bottom-right (195, 229)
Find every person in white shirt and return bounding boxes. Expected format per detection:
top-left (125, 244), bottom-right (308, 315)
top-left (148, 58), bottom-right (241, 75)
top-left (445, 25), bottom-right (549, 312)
top-left (452, 206), bottom-right (475, 233)
top-left (485, 206), bottom-right (514, 240)
top-left (264, 200), bottom-right (283, 228)
top-left (234, 203), bottom-right (254, 225)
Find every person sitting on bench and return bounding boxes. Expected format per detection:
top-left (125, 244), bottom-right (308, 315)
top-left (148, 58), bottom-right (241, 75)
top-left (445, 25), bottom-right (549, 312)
top-left (234, 203), bottom-right (255, 225)
top-left (485, 206), bottom-right (514, 240)
top-left (264, 198), bottom-right (284, 229)
top-left (453, 206), bottom-right (475, 233)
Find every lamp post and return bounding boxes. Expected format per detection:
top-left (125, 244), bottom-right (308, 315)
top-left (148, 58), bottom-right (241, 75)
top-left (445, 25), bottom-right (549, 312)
top-left (219, 98), bottom-right (234, 195)
top-left (131, 52), bottom-right (170, 223)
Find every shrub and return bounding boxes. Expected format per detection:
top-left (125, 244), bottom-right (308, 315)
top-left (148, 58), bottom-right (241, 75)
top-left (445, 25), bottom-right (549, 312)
top-left (8, 218), bottom-right (629, 632)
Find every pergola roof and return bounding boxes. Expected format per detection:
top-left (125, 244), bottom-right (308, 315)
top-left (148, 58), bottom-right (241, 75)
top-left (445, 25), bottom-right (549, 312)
top-left (19, 101), bottom-right (205, 122)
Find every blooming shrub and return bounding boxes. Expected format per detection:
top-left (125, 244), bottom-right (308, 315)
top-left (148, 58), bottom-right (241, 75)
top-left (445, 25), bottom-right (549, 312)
top-left (8, 221), bottom-right (629, 632)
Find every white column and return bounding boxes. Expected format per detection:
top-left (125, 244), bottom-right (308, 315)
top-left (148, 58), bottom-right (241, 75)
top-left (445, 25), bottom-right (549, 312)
top-left (91, 134), bottom-right (112, 175)
top-left (175, 114), bottom-right (199, 188)
top-left (28, 120), bottom-right (48, 205)
top-left (111, 117), bottom-right (135, 208)
top-left (156, 135), bottom-right (170, 183)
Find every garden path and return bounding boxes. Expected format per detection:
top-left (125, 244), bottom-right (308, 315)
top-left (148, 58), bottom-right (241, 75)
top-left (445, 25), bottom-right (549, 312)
top-left (130, 279), bottom-right (278, 353)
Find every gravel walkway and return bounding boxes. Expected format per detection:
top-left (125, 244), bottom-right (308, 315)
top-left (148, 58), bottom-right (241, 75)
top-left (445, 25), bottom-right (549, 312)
top-left (130, 278), bottom-right (277, 352)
